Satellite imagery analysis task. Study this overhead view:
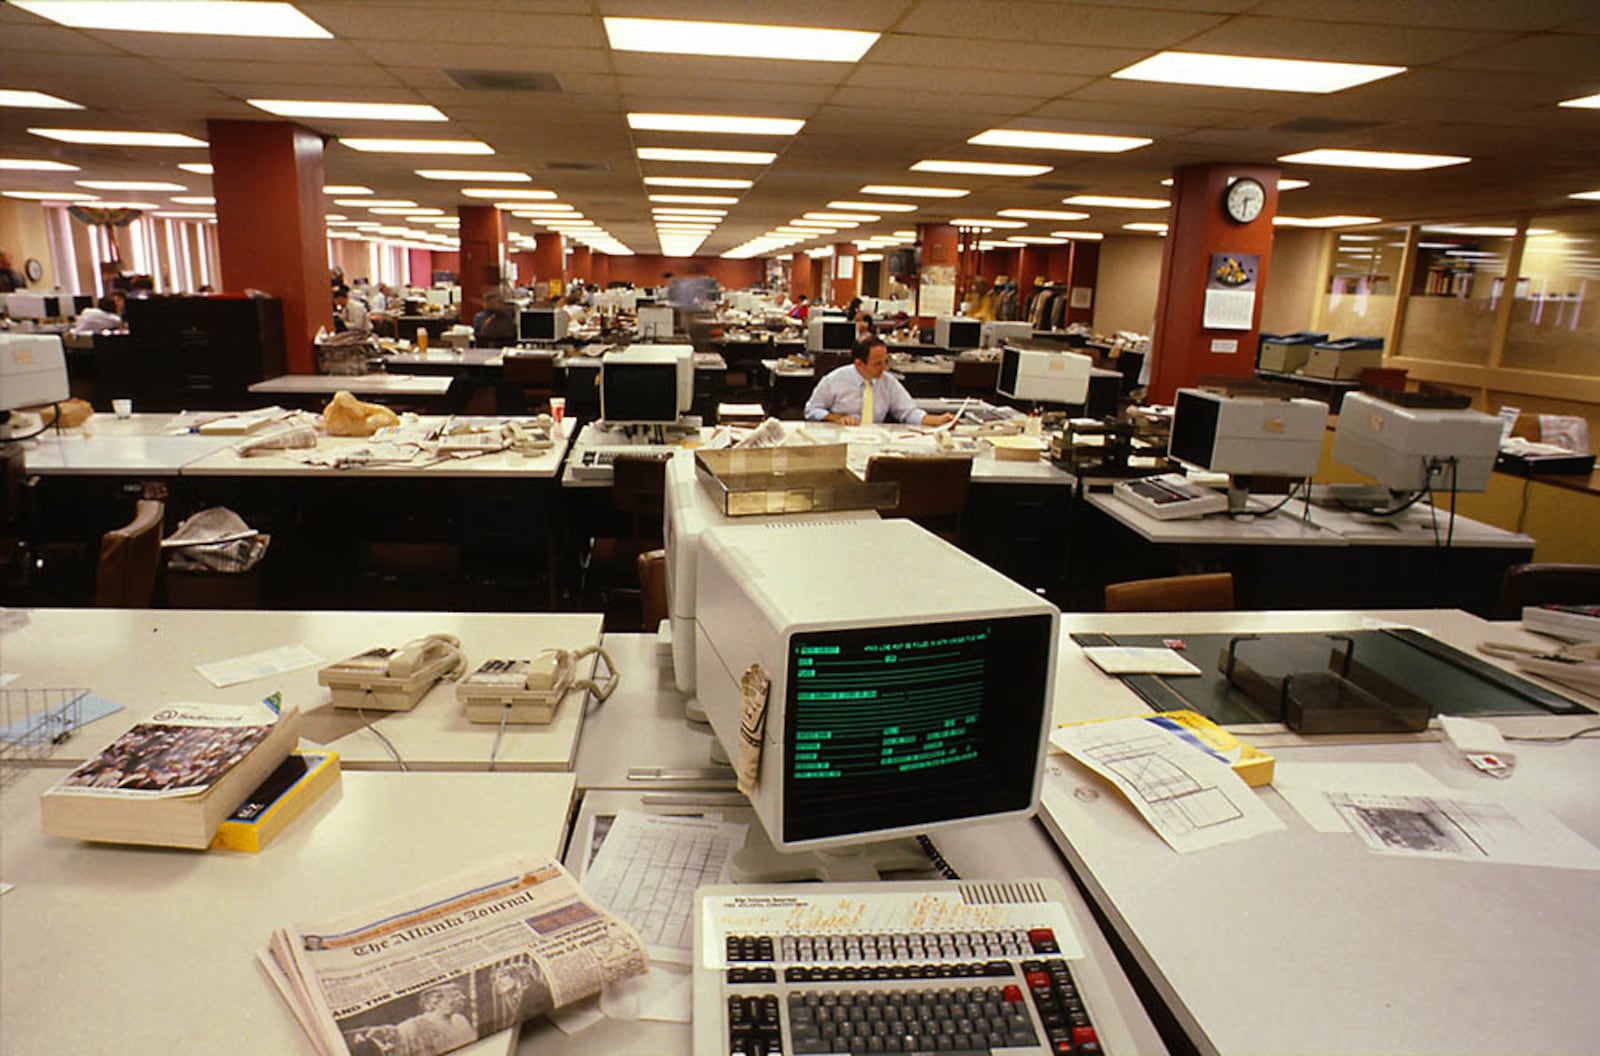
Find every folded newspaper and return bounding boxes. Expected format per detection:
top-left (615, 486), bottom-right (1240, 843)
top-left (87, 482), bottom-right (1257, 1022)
top-left (261, 857), bottom-right (648, 1056)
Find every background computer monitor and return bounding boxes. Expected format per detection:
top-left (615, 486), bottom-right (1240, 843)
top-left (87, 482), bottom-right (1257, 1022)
top-left (636, 305), bottom-right (675, 340)
top-left (72, 294), bottom-right (94, 315)
top-left (1169, 388), bottom-right (1327, 478)
top-left (1332, 390), bottom-right (1502, 493)
top-left (518, 308), bottom-right (568, 343)
top-left (934, 315), bottom-right (982, 351)
top-left (805, 316), bottom-right (853, 352)
top-left (695, 519), bottom-right (1057, 868)
top-left (600, 346), bottom-right (692, 424)
top-left (0, 333), bottom-right (69, 411)
top-left (423, 288), bottom-right (450, 308)
top-left (997, 348), bottom-right (1091, 404)
top-left (981, 320), bottom-right (1032, 348)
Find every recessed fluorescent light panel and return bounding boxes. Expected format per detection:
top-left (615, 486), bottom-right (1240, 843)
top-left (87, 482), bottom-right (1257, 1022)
top-left (0, 89), bottom-right (82, 110)
top-left (642, 177), bottom-right (753, 189)
top-left (968, 129), bottom-right (1150, 153)
top-left (340, 138), bottom-right (492, 155)
top-left (461, 188), bottom-right (555, 200)
top-left (324, 185), bottom-right (371, 195)
top-left (1277, 148), bottom-right (1469, 170)
top-left (1557, 93), bottom-right (1600, 109)
top-left (912, 160), bottom-right (1052, 177)
top-left (636, 147), bottom-right (776, 165)
top-left (153, 211), bottom-right (215, 219)
top-left (997, 209), bottom-right (1090, 221)
top-left (627, 113), bottom-right (803, 135)
top-left (951, 218), bottom-right (1027, 229)
top-left (30, 128), bottom-right (207, 148)
top-left (805, 212), bottom-right (878, 222)
top-left (169, 196), bottom-right (215, 205)
top-left (1124, 222), bottom-right (1169, 233)
top-left (1064, 195), bottom-right (1168, 209)
top-left (1050, 231), bottom-right (1105, 241)
top-left (2, 190), bottom-right (99, 201)
top-left (1272, 215), bottom-right (1382, 228)
top-left (1570, 190), bottom-right (1600, 201)
top-left (248, 100), bottom-right (445, 121)
top-left (828, 200), bottom-right (915, 212)
top-left (0, 159), bottom-right (80, 171)
top-left (178, 163), bottom-right (214, 175)
top-left (77, 180), bottom-right (187, 191)
top-left (649, 194), bottom-right (740, 204)
top-left (861, 184), bottom-right (969, 199)
top-left (1112, 51), bottom-right (1404, 93)
top-left (13, 1), bottom-right (332, 37)
top-left (415, 170), bottom-right (530, 182)
top-left (604, 17), bottom-right (877, 62)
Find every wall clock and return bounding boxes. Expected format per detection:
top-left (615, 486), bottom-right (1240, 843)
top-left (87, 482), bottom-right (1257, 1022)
top-left (1223, 178), bottom-right (1266, 224)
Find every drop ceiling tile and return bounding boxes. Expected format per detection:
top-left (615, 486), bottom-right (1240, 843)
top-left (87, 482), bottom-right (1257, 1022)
top-left (863, 34), bottom-right (1147, 75)
top-left (159, 59), bottom-right (406, 87)
top-left (896, 0), bottom-right (1227, 47)
top-left (1440, 32), bottom-right (1600, 72)
top-left (843, 64), bottom-right (1092, 98)
top-left (595, 0), bottom-right (908, 30)
top-left (609, 53), bottom-right (855, 85)
top-left (1174, 15), bottom-right (1513, 64)
top-left (353, 41), bottom-right (613, 73)
top-left (1249, 0), bottom-right (1600, 32)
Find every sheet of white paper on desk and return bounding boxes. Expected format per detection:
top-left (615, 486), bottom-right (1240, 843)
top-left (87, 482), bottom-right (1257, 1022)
top-left (583, 809), bottom-right (747, 964)
top-left (0, 673), bottom-right (16, 687)
top-left (549, 996), bottom-right (606, 1035)
top-left (1327, 790), bottom-right (1600, 869)
top-left (196, 643), bottom-right (322, 687)
top-left (1051, 716), bottom-right (1285, 853)
top-left (1273, 762), bottom-right (1449, 833)
top-left (1081, 646), bottom-right (1202, 676)
top-left (0, 882), bottom-right (12, 896)
top-left (600, 963), bottom-right (693, 1023)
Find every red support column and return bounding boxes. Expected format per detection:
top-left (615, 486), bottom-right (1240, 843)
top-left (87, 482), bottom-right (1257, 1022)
top-left (531, 232), bottom-right (564, 297)
top-left (1148, 162), bottom-right (1281, 403)
top-left (831, 243), bottom-right (858, 306)
top-left (790, 252), bottom-right (813, 306)
top-left (567, 245), bottom-right (593, 288)
top-left (207, 119), bottom-right (326, 374)
top-left (914, 223), bottom-right (959, 324)
top-left (457, 204), bottom-right (505, 323)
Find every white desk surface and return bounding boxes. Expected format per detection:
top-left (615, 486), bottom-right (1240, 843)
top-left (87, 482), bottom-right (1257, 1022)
top-left (250, 373), bottom-right (452, 397)
top-left (1314, 501), bottom-right (1537, 549)
top-left (1042, 609), bottom-right (1600, 1056)
top-left (180, 416), bottom-right (576, 480)
top-left (572, 632), bottom-right (727, 791)
top-left (19, 413), bottom-right (240, 476)
top-left (382, 348), bottom-right (505, 369)
top-left (3, 608), bottom-right (605, 771)
top-left (0, 768), bottom-right (575, 1056)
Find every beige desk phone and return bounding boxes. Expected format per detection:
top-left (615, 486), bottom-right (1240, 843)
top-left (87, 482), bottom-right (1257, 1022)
top-left (318, 634), bottom-right (468, 711)
top-left (457, 644), bottom-right (617, 724)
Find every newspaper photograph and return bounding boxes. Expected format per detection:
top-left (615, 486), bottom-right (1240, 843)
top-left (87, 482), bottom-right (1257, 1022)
top-left (261, 856), bottom-right (648, 1056)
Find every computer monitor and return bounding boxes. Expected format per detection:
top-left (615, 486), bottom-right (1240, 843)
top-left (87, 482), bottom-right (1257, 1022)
top-left (663, 453), bottom-right (877, 711)
top-left (1332, 390), bottom-right (1502, 493)
top-left (695, 519), bottom-right (1057, 869)
top-left (517, 307), bottom-right (568, 343)
top-left (981, 320), bottom-right (1032, 348)
top-left (636, 305), bottom-right (675, 340)
top-left (600, 346), bottom-right (692, 425)
top-left (997, 348), bottom-right (1092, 405)
top-left (72, 295), bottom-right (94, 315)
top-left (2, 293), bottom-right (51, 320)
top-left (1, 333), bottom-right (69, 438)
top-left (1169, 388), bottom-right (1327, 479)
top-left (934, 315), bottom-right (982, 351)
top-left (424, 288), bottom-right (450, 308)
top-left (805, 316), bottom-right (853, 352)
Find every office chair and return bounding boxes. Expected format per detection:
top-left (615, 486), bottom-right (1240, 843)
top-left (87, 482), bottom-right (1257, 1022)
top-left (637, 548), bottom-right (669, 633)
top-left (814, 350), bottom-right (851, 376)
top-left (94, 499), bottom-right (164, 608)
top-left (1493, 563), bottom-right (1600, 620)
top-left (502, 352), bottom-right (555, 412)
top-left (864, 455), bottom-right (972, 543)
top-left (1103, 571), bottom-right (1234, 613)
top-left (951, 358), bottom-right (999, 398)
top-left (583, 453), bottom-right (672, 627)
top-left (445, 376), bottom-right (527, 415)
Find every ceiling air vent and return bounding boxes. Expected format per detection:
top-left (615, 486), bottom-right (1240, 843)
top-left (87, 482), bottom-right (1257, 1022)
top-left (444, 68), bottom-right (564, 93)
top-left (543, 161), bottom-right (608, 173)
top-left (1273, 117), bottom-right (1386, 134)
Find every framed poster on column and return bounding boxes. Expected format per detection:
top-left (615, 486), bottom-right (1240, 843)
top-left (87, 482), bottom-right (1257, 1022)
top-left (1201, 252), bottom-right (1259, 331)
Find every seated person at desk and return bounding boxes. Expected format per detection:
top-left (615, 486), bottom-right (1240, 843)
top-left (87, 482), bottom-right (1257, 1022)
top-left (805, 337), bottom-right (954, 427)
top-left (471, 289), bottom-right (518, 348)
top-left (73, 291), bottom-right (126, 333)
top-left (788, 294), bottom-right (810, 322)
top-left (332, 285), bottom-right (370, 333)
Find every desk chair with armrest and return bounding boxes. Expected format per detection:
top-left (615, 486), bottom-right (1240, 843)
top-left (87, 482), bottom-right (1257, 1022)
top-left (864, 455), bottom-right (972, 544)
top-left (502, 351), bottom-right (555, 413)
top-left (814, 350), bottom-right (851, 376)
top-left (1493, 562), bottom-right (1600, 620)
top-left (1103, 571), bottom-right (1234, 613)
top-left (583, 453), bottom-right (672, 627)
top-left (95, 499), bottom-right (164, 608)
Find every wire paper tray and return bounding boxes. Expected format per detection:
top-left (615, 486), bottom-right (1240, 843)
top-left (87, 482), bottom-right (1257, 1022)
top-left (0, 687), bottom-right (91, 780)
top-left (695, 445), bottom-right (897, 517)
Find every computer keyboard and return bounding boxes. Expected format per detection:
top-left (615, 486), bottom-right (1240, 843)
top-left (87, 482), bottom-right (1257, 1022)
top-left (695, 879), bottom-right (1114, 1056)
top-left (1111, 472), bottom-right (1227, 520)
top-left (569, 444), bottom-right (676, 479)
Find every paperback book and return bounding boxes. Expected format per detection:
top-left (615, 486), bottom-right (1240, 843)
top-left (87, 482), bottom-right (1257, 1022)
top-left (39, 701), bottom-right (301, 849)
top-left (211, 750), bottom-right (340, 853)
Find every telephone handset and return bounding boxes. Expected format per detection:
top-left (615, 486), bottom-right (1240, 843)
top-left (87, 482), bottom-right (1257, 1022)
top-left (319, 633), bottom-right (468, 712)
top-left (459, 644), bottom-right (617, 725)
top-left (1479, 638), bottom-right (1600, 695)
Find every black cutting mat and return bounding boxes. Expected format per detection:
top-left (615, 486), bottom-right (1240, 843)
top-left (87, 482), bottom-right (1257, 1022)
top-left (1071, 628), bottom-right (1591, 726)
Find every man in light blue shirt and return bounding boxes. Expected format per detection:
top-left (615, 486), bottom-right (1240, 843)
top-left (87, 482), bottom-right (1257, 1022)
top-left (804, 338), bottom-right (954, 427)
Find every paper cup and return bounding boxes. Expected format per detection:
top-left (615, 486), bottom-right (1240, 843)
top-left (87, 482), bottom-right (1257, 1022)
top-left (549, 397), bottom-right (565, 423)
top-left (112, 399), bottom-right (133, 419)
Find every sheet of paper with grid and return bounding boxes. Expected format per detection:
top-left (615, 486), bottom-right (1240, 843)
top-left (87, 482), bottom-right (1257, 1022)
top-left (584, 809), bottom-right (747, 964)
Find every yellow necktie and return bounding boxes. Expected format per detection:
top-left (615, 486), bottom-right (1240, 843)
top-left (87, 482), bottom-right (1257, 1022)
top-left (861, 379), bottom-right (874, 424)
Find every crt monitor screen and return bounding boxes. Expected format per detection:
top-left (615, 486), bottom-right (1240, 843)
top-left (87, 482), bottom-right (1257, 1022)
top-left (518, 309), bottom-right (557, 342)
top-left (601, 361), bottom-right (679, 423)
top-left (1168, 389), bottom-right (1221, 469)
top-left (781, 614), bottom-right (1053, 844)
